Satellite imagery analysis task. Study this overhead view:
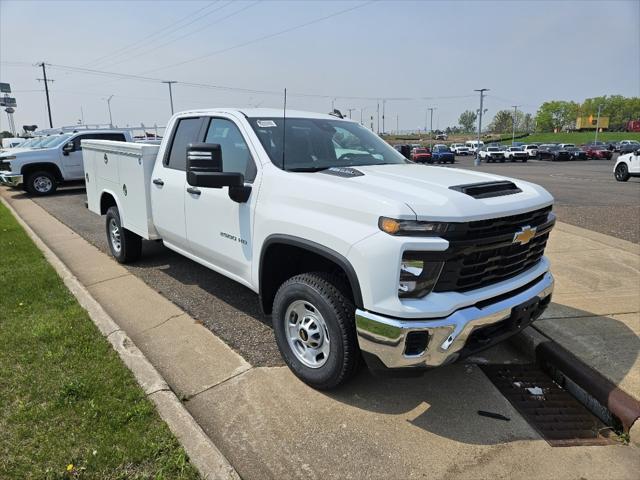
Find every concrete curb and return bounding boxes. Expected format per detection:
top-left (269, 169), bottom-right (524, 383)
top-left (511, 326), bottom-right (640, 447)
top-left (1, 196), bottom-right (240, 480)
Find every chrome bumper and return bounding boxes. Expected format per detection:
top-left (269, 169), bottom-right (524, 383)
top-left (0, 172), bottom-right (22, 187)
top-left (356, 272), bottom-right (554, 369)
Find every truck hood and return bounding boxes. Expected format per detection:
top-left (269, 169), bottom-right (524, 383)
top-left (1, 148), bottom-right (56, 161)
top-left (325, 164), bottom-right (553, 221)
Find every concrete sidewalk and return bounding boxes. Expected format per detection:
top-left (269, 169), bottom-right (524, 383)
top-left (3, 187), bottom-right (639, 480)
top-left (541, 221), bottom-right (640, 401)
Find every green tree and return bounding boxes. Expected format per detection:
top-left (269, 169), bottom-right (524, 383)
top-left (489, 110), bottom-right (515, 133)
top-left (522, 113), bottom-right (534, 132)
top-left (534, 101), bottom-right (579, 132)
top-left (579, 95), bottom-right (640, 130)
top-left (458, 110), bottom-right (477, 132)
top-left (0, 131), bottom-right (13, 139)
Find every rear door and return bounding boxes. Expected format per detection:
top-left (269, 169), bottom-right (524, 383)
top-left (184, 115), bottom-right (259, 283)
top-left (151, 117), bottom-right (205, 250)
top-left (66, 132), bottom-right (127, 180)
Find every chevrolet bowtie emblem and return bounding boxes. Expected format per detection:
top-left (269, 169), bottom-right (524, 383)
top-left (513, 226), bottom-right (536, 245)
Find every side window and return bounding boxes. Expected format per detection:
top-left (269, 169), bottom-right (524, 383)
top-left (74, 133), bottom-right (126, 150)
top-left (204, 118), bottom-right (256, 182)
top-left (166, 118), bottom-right (202, 171)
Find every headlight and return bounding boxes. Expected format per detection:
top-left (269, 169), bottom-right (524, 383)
top-left (398, 251), bottom-right (443, 298)
top-left (379, 217), bottom-right (449, 236)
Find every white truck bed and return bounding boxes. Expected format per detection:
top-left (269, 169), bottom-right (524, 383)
top-left (82, 140), bottom-right (161, 240)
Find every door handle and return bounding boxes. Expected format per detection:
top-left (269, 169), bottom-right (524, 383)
top-left (152, 178), bottom-right (164, 186)
top-left (187, 187), bottom-right (201, 196)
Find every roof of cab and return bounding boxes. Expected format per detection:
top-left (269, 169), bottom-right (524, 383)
top-left (172, 107), bottom-right (351, 121)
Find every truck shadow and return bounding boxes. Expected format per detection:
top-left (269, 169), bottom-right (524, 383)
top-left (321, 305), bottom-right (639, 444)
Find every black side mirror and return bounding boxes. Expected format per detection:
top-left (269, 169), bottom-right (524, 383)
top-left (186, 143), bottom-right (243, 189)
top-left (635, 149), bottom-right (640, 156)
top-left (62, 142), bottom-right (74, 155)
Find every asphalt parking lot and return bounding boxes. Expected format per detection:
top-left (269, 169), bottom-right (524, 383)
top-left (450, 154), bottom-right (640, 243)
top-left (26, 156), bottom-right (639, 367)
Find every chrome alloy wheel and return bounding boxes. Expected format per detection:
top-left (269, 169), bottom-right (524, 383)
top-left (285, 300), bottom-right (330, 368)
top-left (33, 175), bottom-right (53, 193)
top-left (109, 218), bottom-right (122, 253)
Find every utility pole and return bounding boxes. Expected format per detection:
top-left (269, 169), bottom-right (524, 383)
top-left (427, 107), bottom-right (436, 148)
top-left (105, 95), bottom-right (114, 127)
top-left (511, 105), bottom-right (520, 146)
top-left (376, 101), bottom-right (380, 134)
top-left (594, 104), bottom-right (603, 145)
top-left (346, 108), bottom-right (355, 119)
top-left (37, 62), bottom-right (54, 128)
top-left (474, 88), bottom-right (489, 166)
top-left (382, 99), bottom-right (386, 134)
top-left (396, 114), bottom-right (399, 134)
top-left (162, 80), bottom-right (177, 115)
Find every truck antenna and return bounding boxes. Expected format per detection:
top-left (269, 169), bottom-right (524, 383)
top-left (282, 88), bottom-right (287, 170)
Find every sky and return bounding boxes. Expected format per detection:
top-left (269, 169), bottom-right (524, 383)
top-left (0, 0), bottom-right (639, 134)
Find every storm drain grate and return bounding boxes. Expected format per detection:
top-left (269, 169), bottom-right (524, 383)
top-left (481, 364), bottom-right (616, 446)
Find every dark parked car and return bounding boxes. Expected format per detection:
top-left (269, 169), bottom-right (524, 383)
top-left (583, 145), bottom-right (613, 160)
top-left (430, 145), bottom-right (455, 164)
top-left (619, 141), bottom-right (640, 154)
top-left (538, 145), bottom-right (571, 161)
top-left (565, 146), bottom-right (587, 160)
top-left (411, 147), bottom-right (433, 163)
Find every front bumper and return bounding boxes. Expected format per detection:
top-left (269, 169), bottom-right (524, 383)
top-left (356, 271), bottom-right (553, 370)
top-left (0, 171), bottom-right (22, 187)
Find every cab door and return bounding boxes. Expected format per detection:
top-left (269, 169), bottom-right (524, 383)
top-left (184, 115), bottom-right (259, 284)
top-left (150, 117), bottom-right (205, 250)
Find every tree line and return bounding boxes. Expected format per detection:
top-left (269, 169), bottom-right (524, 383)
top-left (456, 95), bottom-right (640, 133)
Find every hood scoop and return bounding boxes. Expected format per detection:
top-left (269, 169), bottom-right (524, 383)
top-left (449, 180), bottom-right (522, 199)
top-left (322, 167), bottom-right (364, 178)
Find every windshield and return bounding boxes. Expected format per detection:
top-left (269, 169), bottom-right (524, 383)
top-left (434, 146), bottom-right (450, 152)
top-left (36, 134), bottom-right (73, 148)
top-left (487, 147), bottom-right (500, 152)
top-left (510, 147), bottom-right (523, 151)
top-left (247, 117), bottom-right (408, 171)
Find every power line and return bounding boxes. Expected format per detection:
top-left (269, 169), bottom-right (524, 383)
top-left (84, 1), bottom-right (223, 68)
top-left (102, 1), bottom-right (256, 70)
top-left (142, 0), bottom-right (377, 75)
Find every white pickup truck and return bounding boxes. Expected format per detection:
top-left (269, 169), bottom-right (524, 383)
top-left (0, 130), bottom-right (132, 195)
top-left (83, 108), bottom-right (555, 389)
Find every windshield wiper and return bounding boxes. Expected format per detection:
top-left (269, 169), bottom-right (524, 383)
top-left (286, 166), bottom-right (330, 172)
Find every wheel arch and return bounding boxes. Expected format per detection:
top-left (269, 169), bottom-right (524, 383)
top-left (99, 189), bottom-right (124, 218)
top-left (259, 234), bottom-right (364, 315)
top-left (20, 162), bottom-right (63, 181)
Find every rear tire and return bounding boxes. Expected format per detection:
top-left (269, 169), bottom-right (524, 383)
top-left (272, 272), bottom-right (360, 390)
top-left (105, 206), bottom-right (142, 263)
top-left (615, 163), bottom-right (630, 182)
top-left (25, 170), bottom-right (57, 196)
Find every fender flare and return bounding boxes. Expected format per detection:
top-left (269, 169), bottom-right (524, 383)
top-left (99, 189), bottom-right (125, 224)
top-left (259, 234), bottom-right (364, 309)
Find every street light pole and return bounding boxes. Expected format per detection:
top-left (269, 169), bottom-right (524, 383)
top-left (511, 105), bottom-right (520, 146)
top-left (474, 88), bottom-right (489, 165)
top-left (594, 104), bottom-right (603, 145)
top-left (162, 81), bottom-right (177, 115)
top-left (427, 107), bottom-right (436, 148)
top-left (106, 95), bottom-right (114, 127)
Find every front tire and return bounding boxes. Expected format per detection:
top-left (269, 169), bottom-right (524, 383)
top-left (615, 163), bottom-right (630, 182)
top-left (272, 273), bottom-right (360, 389)
top-left (25, 170), bottom-right (57, 196)
top-left (105, 206), bottom-right (142, 263)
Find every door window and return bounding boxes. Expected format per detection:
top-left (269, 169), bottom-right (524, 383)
top-left (204, 118), bottom-right (256, 182)
top-left (73, 133), bottom-right (126, 150)
top-left (166, 118), bottom-right (203, 171)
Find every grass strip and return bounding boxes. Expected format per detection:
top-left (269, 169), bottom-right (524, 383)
top-left (0, 201), bottom-right (200, 479)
